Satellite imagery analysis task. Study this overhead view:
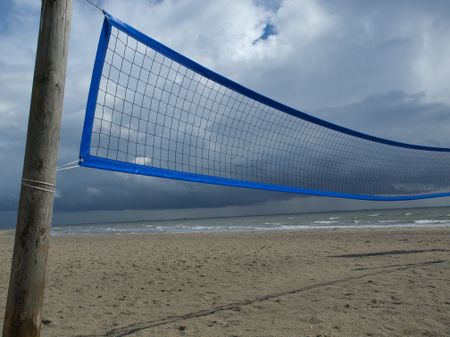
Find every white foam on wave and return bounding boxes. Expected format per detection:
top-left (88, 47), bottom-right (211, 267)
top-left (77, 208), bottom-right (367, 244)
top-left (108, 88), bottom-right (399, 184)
top-left (105, 227), bottom-right (128, 232)
top-left (414, 220), bottom-right (450, 225)
top-left (313, 220), bottom-right (339, 224)
top-left (368, 214), bottom-right (380, 217)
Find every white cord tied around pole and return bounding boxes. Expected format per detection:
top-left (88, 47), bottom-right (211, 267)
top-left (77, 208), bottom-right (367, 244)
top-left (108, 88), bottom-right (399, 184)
top-left (21, 159), bottom-right (80, 193)
top-left (22, 178), bottom-right (56, 193)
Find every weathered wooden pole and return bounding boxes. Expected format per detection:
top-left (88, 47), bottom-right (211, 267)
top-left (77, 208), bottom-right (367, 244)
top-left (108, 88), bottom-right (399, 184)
top-left (2, 1), bottom-right (72, 336)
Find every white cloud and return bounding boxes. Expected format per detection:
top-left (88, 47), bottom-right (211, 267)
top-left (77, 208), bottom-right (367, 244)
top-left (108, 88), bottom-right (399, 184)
top-left (413, 24), bottom-right (450, 103)
top-left (276, 0), bottom-right (333, 45)
top-left (86, 186), bottom-right (103, 197)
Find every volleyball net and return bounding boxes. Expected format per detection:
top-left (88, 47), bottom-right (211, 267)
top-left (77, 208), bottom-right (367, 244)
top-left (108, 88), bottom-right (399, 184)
top-left (79, 12), bottom-right (450, 201)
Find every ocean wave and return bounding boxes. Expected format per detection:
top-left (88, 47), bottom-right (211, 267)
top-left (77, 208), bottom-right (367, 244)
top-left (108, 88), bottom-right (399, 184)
top-left (50, 211), bottom-right (450, 236)
top-left (313, 220), bottom-right (339, 224)
top-left (414, 220), bottom-right (450, 224)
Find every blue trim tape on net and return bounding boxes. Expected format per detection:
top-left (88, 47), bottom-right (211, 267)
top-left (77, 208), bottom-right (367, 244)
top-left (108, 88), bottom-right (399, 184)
top-left (79, 13), bottom-right (450, 201)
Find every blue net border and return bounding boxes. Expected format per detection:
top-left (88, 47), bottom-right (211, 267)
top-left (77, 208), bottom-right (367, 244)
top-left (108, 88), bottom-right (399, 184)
top-left (79, 12), bottom-right (450, 201)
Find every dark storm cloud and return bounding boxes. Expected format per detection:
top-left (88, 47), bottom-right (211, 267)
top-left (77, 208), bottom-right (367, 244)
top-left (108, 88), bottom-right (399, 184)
top-left (53, 169), bottom-right (294, 212)
top-left (318, 91), bottom-right (450, 147)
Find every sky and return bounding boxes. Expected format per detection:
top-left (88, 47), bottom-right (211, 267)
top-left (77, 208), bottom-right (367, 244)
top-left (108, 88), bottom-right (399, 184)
top-left (1, 0), bottom-right (450, 226)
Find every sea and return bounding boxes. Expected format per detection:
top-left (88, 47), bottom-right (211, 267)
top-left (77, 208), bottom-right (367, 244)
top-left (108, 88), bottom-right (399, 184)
top-left (48, 206), bottom-right (450, 236)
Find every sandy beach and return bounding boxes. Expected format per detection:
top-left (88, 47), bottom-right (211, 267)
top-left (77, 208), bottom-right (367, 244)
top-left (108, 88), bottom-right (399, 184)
top-left (1, 228), bottom-right (449, 336)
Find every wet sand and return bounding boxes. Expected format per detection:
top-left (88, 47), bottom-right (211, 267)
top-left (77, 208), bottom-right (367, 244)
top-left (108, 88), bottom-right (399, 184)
top-left (1, 228), bottom-right (449, 336)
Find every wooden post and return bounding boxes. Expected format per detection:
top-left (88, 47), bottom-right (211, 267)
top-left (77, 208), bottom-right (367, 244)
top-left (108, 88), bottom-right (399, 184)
top-left (2, 1), bottom-right (72, 336)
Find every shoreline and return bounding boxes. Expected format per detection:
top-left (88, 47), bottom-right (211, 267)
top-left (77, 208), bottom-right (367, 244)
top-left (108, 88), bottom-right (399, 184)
top-left (38, 223), bottom-right (450, 237)
top-left (3, 204), bottom-right (448, 229)
top-left (0, 229), bottom-right (13, 236)
top-left (0, 224), bottom-right (450, 239)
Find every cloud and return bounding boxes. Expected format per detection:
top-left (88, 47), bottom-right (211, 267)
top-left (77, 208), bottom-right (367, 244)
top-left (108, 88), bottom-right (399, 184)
top-left (318, 91), bottom-right (450, 147)
top-left (1, 0), bottom-right (450, 225)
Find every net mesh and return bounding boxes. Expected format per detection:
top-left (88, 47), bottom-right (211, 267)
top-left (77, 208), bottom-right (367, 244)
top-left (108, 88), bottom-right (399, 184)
top-left (80, 14), bottom-right (450, 200)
